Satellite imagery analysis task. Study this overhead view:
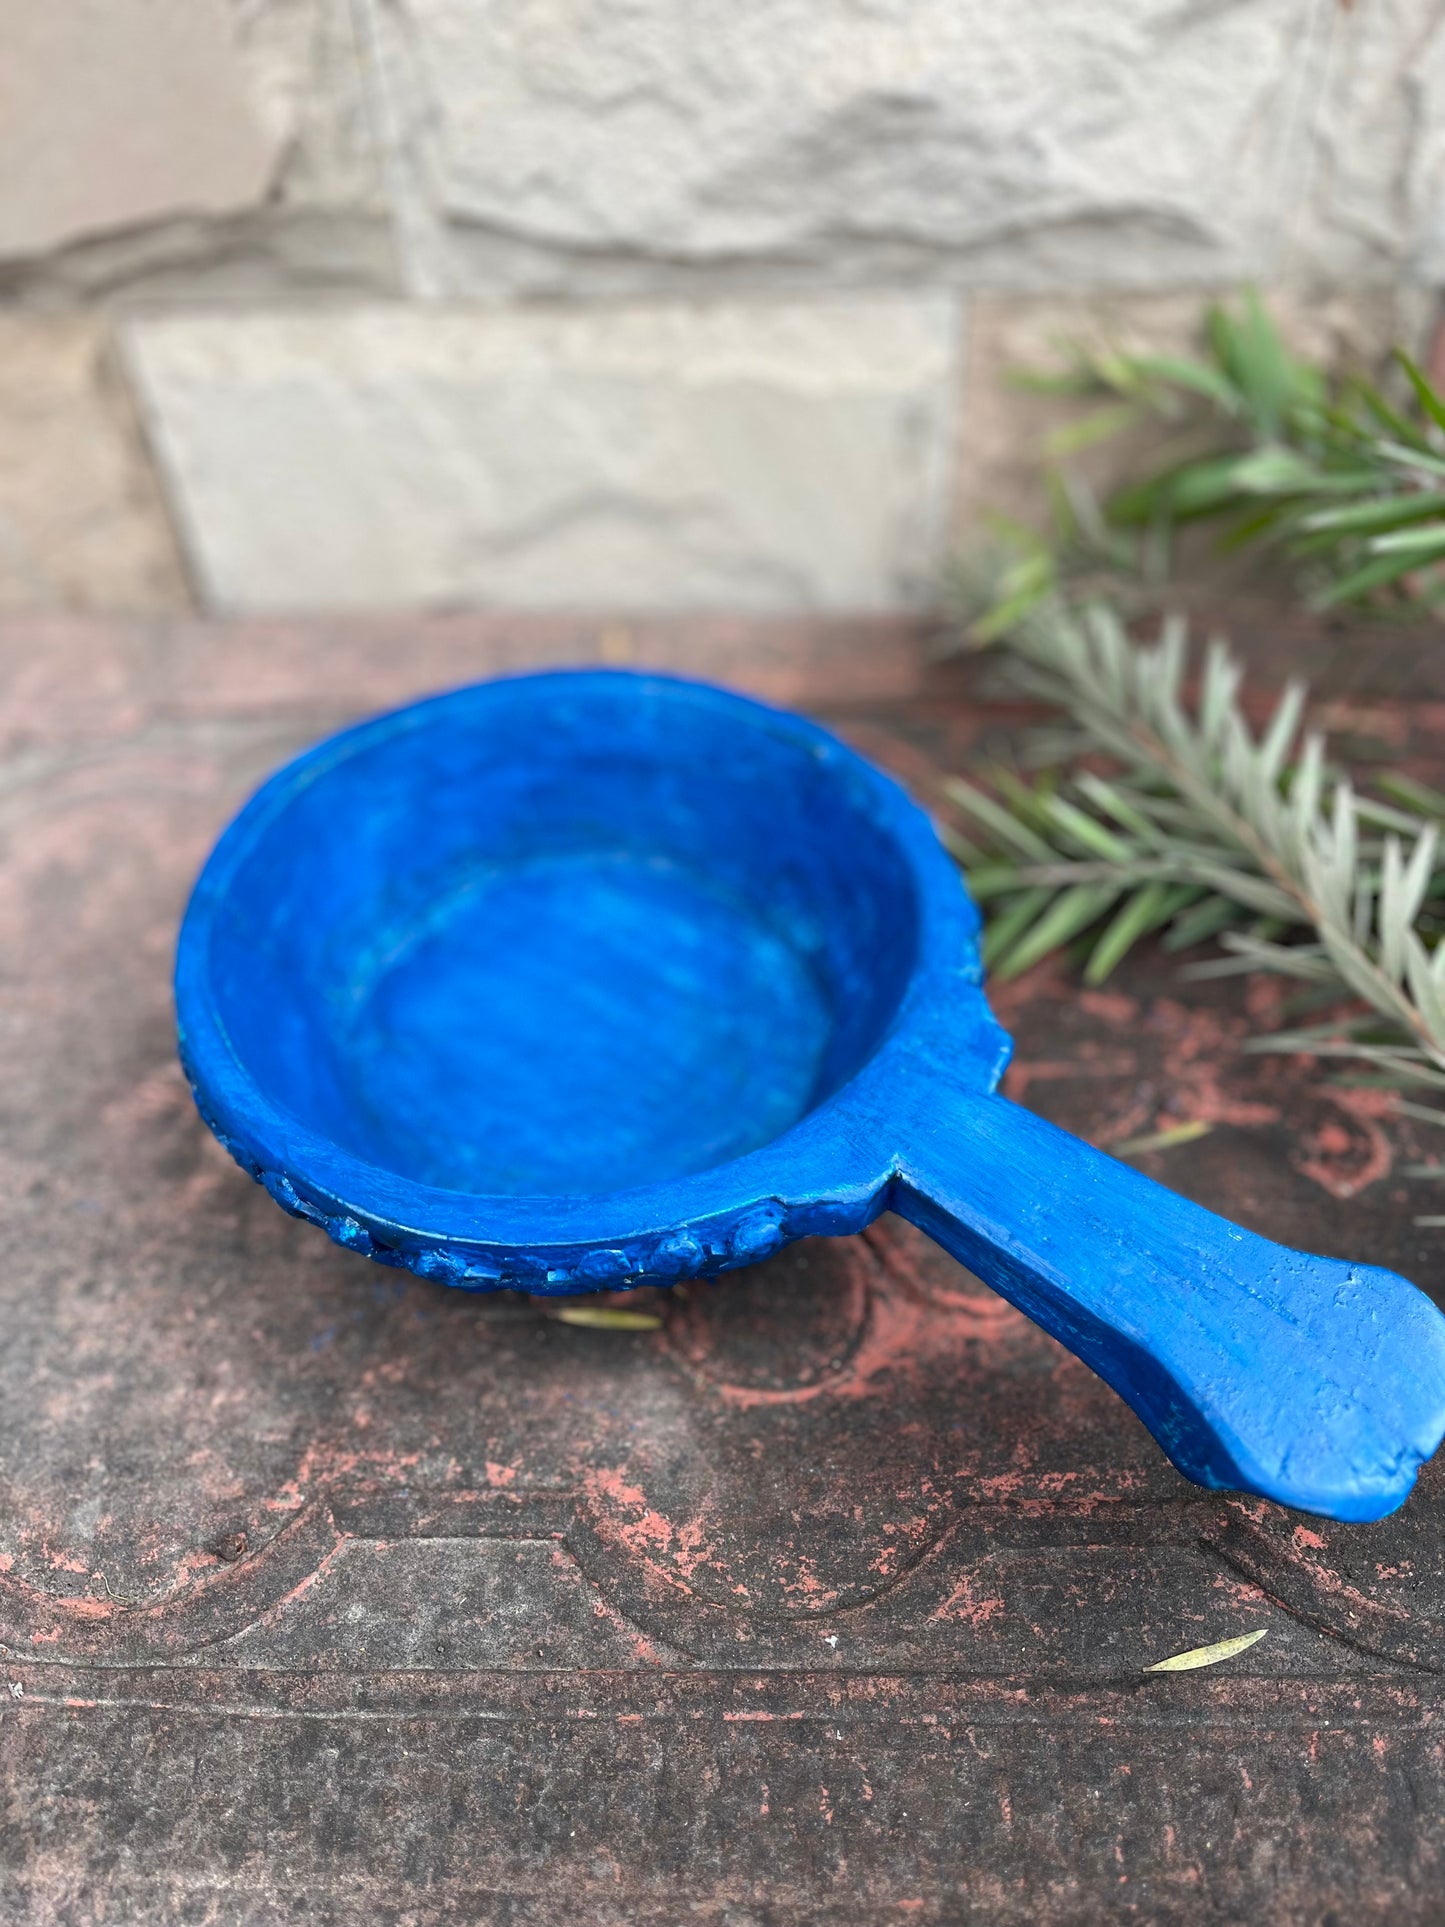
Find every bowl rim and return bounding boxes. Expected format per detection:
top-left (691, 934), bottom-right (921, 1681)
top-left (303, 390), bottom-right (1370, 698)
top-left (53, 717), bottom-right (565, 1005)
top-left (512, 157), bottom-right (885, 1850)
top-left (175, 667), bottom-right (1004, 1288)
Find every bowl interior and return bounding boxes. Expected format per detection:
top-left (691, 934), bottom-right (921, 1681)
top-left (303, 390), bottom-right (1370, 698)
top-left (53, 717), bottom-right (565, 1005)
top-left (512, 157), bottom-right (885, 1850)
top-left (199, 677), bottom-right (922, 1198)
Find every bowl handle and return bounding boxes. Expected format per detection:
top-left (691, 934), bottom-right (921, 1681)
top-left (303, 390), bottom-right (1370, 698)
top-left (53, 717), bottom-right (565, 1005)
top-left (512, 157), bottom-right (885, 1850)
top-left (888, 1084), bottom-right (1445, 1520)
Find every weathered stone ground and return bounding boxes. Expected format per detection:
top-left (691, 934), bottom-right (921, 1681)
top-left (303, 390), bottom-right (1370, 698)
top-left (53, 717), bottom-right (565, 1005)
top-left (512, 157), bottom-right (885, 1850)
top-left (2, 613), bottom-right (1444, 1923)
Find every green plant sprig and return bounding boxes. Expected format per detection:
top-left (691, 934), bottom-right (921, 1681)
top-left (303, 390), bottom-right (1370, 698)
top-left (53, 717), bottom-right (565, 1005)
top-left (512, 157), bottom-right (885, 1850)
top-left (963, 292), bottom-right (1445, 633)
top-left (944, 598), bottom-right (1445, 1110)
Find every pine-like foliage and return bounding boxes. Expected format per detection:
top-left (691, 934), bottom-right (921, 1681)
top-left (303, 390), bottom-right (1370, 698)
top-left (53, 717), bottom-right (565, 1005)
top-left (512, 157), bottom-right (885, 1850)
top-left (945, 599), bottom-right (1445, 1109)
top-left (960, 291), bottom-right (1445, 637)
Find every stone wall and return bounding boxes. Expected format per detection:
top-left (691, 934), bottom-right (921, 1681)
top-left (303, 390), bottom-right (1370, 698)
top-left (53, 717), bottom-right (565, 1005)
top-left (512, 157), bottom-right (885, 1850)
top-left (2, 0), bottom-right (1441, 617)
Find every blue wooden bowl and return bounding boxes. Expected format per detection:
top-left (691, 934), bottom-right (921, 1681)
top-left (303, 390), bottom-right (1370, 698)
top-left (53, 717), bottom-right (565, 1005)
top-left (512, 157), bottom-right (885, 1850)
top-left (177, 669), bottom-right (1445, 1521)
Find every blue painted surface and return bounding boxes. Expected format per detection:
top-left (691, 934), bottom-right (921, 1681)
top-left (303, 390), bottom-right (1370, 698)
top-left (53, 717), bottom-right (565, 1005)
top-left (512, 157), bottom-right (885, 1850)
top-left (176, 669), bottom-right (1445, 1522)
top-left (355, 854), bottom-right (832, 1196)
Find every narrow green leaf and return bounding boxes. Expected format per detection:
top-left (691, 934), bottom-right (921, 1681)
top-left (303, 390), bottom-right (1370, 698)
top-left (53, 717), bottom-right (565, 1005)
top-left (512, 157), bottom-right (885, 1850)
top-left (1044, 401), bottom-right (1141, 458)
top-left (1298, 494), bottom-right (1444, 537)
top-left (1405, 930), bottom-right (1445, 1046)
top-left (1156, 862), bottom-right (1298, 922)
top-left (1367, 525), bottom-right (1445, 556)
top-left (1257, 680), bottom-right (1305, 786)
top-left (1045, 795), bottom-right (1134, 862)
top-left (1143, 885), bottom-right (1214, 948)
top-left (1112, 455), bottom-right (1253, 523)
top-left (981, 886), bottom-right (1056, 969)
top-left (992, 882), bottom-right (1119, 980)
top-left (1056, 466), bottom-right (1122, 553)
top-left (1268, 465), bottom-right (1384, 497)
top-left (942, 779), bottom-right (1055, 862)
top-left (1126, 352), bottom-right (1243, 413)
top-left (1213, 292), bottom-right (1299, 434)
top-left (1289, 1051), bottom-right (1445, 1087)
top-left (1392, 830), bottom-right (1438, 973)
top-left (1347, 373), bottom-right (1432, 452)
top-left (1084, 880), bottom-right (1178, 982)
top-left (934, 821), bottom-right (989, 868)
top-left (962, 864), bottom-right (1034, 900)
top-left (1073, 772), bottom-right (1162, 842)
top-left (1227, 446), bottom-right (1321, 496)
top-left (1201, 936), bottom-right (1337, 982)
top-left (1217, 501), bottom-right (1294, 553)
top-left (993, 766), bottom-right (1059, 827)
top-left (1082, 345), bottom-right (1155, 397)
top-left (1351, 795), bottom-right (1438, 835)
top-left (1376, 440), bottom-right (1445, 481)
top-left (1376, 771), bottom-right (1445, 820)
top-left (971, 591), bottom-right (1051, 644)
top-left (1316, 547), bottom-right (1427, 605)
top-left (979, 509), bottom-right (1054, 552)
top-left (1007, 364), bottom-right (1104, 397)
top-left (1396, 350), bottom-right (1445, 438)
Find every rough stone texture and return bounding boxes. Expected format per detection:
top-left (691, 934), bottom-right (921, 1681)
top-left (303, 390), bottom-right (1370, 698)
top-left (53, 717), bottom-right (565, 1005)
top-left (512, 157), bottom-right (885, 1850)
top-left (122, 299), bottom-right (960, 614)
top-left (0, 1), bottom-right (278, 260)
top-left (2, 3), bottom-right (1443, 620)
top-left (3, 612), bottom-right (1445, 1922)
top-left (218, 0), bottom-right (390, 230)
top-left (368, 0), bottom-right (1445, 300)
top-left (0, 0), bottom-right (397, 306)
top-left (1, 1), bottom-right (1441, 305)
top-left (1295, 0), bottom-right (1445, 288)
top-left (0, 318), bottom-right (191, 613)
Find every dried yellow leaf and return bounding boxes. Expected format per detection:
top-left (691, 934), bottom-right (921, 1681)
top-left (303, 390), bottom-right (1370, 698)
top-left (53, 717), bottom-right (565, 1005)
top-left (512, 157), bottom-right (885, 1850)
top-left (1114, 1119), bottom-right (1214, 1157)
top-left (550, 1306), bottom-right (662, 1331)
top-left (1146, 1628), bottom-right (1267, 1673)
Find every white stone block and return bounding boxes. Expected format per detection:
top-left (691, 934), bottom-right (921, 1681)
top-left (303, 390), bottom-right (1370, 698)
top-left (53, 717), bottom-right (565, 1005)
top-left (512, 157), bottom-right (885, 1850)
top-left (224, 0), bottom-right (386, 216)
top-left (0, 1), bottom-right (277, 260)
top-left (369, 0), bottom-right (1391, 297)
top-left (122, 299), bottom-right (959, 614)
top-left (1288, 0), bottom-right (1445, 286)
